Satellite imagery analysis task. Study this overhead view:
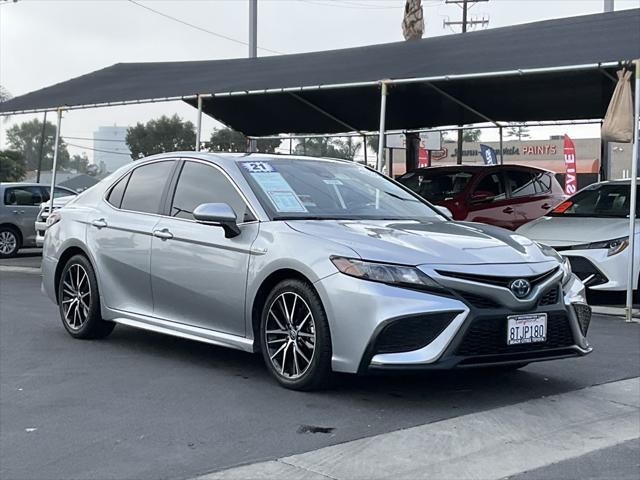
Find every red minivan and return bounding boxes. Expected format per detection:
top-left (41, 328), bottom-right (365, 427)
top-left (398, 165), bottom-right (566, 230)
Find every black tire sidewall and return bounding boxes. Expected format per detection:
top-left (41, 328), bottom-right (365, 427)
top-left (58, 254), bottom-right (107, 339)
top-left (0, 226), bottom-right (20, 258)
top-left (259, 279), bottom-right (332, 390)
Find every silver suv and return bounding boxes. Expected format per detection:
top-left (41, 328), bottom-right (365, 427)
top-left (0, 183), bottom-right (76, 258)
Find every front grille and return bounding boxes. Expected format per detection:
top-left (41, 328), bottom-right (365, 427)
top-left (573, 303), bottom-right (592, 336)
top-left (538, 286), bottom-right (559, 306)
top-left (566, 257), bottom-right (608, 286)
top-left (437, 268), bottom-right (558, 289)
top-left (456, 312), bottom-right (575, 356)
top-left (456, 291), bottom-right (501, 309)
top-left (374, 312), bottom-right (458, 354)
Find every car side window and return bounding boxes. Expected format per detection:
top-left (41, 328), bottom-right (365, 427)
top-left (41, 187), bottom-right (76, 202)
top-left (533, 172), bottom-right (552, 194)
top-left (170, 161), bottom-right (254, 222)
top-left (506, 171), bottom-right (536, 198)
top-left (120, 161), bottom-right (174, 214)
top-left (107, 173), bottom-right (130, 208)
top-left (3, 187), bottom-right (43, 206)
top-left (472, 173), bottom-right (506, 201)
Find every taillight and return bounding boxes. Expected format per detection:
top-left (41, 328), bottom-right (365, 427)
top-left (46, 211), bottom-right (62, 228)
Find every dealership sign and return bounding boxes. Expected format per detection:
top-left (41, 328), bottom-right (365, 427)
top-left (386, 131), bottom-right (441, 150)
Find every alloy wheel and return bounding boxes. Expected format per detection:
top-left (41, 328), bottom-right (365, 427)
top-left (264, 292), bottom-right (316, 379)
top-left (0, 231), bottom-right (17, 255)
top-left (61, 264), bottom-right (92, 331)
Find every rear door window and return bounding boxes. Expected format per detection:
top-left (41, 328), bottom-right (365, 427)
top-left (472, 173), bottom-right (506, 201)
top-left (120, 161), bottom-right (174, 214)
top-left (4, 186), bottom-right (44, 206)
top-left (506, 170), bottom-right (536, 198)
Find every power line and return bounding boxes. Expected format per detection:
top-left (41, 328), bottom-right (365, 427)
top-left (64, 142), bottom-right (132, 156)
top-left (127, 0), bottom-right (284, 55)
top-left (300, 0), bottom-right (403, 9)
top-left (63, 135), bottom-right (127, 143)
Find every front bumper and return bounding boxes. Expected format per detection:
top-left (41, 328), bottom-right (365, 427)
top-left (316, 268), bottom-right (591, 374)
top-left (560, 248), bottom-right (637, 291)
top-left (35, 221), bottom-right (46, 247)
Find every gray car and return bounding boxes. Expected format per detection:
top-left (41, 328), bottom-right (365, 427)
top-left (0, 182), bottom-right (76, 258)
top-left (41, 153), bottom-right (591, 390)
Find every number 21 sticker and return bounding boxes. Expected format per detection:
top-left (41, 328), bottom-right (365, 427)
top-left (241, 161), bottom-right (274, 173)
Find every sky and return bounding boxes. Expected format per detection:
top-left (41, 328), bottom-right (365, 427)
top-left (1, 0), bottom-right (639, 163)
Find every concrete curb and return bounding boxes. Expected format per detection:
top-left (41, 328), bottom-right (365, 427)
top-left (199, 378), bottom-right (640, 480)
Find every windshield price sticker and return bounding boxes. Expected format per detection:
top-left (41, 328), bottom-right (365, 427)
top-left (267, 191), bottom-right (308, 213)
top-left (241, 161), bottom-right (275, 173)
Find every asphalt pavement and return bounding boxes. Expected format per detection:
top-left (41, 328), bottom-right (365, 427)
top-left (1, 253), bottom-right (639, 480)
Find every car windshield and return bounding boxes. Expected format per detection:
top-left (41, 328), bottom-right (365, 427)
top-left (398, 171), bottom-right (473, 202)
top-left (549, 183), bottom-right (638, 218)
top-left (239, 158), bottom-right (443, 221)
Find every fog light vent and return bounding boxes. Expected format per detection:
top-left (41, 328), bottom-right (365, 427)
top-left (373, 312), bottom-right (458, 354)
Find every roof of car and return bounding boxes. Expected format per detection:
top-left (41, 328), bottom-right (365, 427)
top-left (0, 182), bottom-right (47, 188)
top-left (139, 151), bottom-right (356, 167)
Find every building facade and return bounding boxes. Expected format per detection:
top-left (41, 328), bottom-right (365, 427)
top-left (93, 126), bottom-right (131, 174)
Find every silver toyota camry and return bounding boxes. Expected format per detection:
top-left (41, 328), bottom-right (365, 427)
top-left (42, 153), bottom-right (592, 390)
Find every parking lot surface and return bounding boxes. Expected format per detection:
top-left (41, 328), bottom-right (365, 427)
top-left (1, 257), bottom-right (639, 479)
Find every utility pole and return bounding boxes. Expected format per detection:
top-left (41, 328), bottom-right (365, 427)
top-left (248, 0), bottom-right (258, 152)
top-left (444, 0), bottom-right (489, 164)
top-left (36, 111), bottom-right (47, 183)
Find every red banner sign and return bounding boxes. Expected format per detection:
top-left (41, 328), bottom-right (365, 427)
top-left (563, 134), bottom-right (578, 195)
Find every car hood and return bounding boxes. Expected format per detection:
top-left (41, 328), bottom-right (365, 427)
top-left (286, 219), bottom-right (556, 265)
top-left (516, 216), bottom-right (634, 246)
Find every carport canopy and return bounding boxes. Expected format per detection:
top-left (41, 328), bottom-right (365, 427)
top-left (0, 9), bottom-right (639, 136)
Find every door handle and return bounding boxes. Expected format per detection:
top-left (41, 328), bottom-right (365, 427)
top-left (541, 203), bottom-right (551, 209)
top-left (12, 210), bottom-right (24, 215)
top-left (153, 228), bottom-right (173, 240)
top-left (91, 218), bottom-right (107, 229)
top-left (502, 207), bottom-right (514, 214)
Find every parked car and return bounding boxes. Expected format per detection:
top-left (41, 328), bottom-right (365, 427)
top-left (42, 153), bottom-right (590, 390)
top-left (35, 194), bottom-right (78, 247)
top-left (397, 165), bottom-right (565, 230)
top-left (0, 183), bottom-right (76, 258)
top-left (517, 179), bottom-right (639, 294)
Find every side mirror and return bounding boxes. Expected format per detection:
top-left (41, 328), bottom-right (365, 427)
top-left (435, 205), bottom-right (453, 218)
top-left (193, 203), bottom-right (241, 238)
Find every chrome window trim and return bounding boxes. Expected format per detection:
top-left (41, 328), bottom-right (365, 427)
top-left (101, 156), bottom-right (260, 226)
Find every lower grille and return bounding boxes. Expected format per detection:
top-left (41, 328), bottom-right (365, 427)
top-left (457, 291), bottom-right (500, 309)
top-left (566, 257), bottom-right (608, 286)
top-left (456, 312), bottom-right (575, 356)
top-left (573, 303), bottom-right (592, 336)
top-left (374, 312), bottom-right (458, 354)
top-left (538, 286), bottom-right (559, 306)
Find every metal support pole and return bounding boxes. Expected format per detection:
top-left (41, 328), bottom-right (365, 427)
top-left (49, 108), bottom-right (63, 211)
top-left (376, 82), bottom-right (388, 172)
top-left (249, 0), bottom-right (257, 58)
top-left (625, 59), bottom-right (639, 322)
top-left (499, 125), bottom-right (504, 165)
top-left (604, 0), bottom-right (614, 12)
top-left (363, 135), bottom-right (368, 165)
top-left (195, 95), bottom-right (203, 152)
top-left (36, 110), bottom-right (47, 183)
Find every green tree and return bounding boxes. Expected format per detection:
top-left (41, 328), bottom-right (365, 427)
top-left (505, 125), bottom-right (530, 141)
top-left (6, 119), bottom-right (70, 172)
top-left (208, 127), bottom-right (281, 153)
top-left (295, 137), bottom-right (361, 160)
top-left (0, 150), bottom-right (26, 182)
top-left (70, 153), bottom-right (90, 173)
top-left (126, 114), bottom-right (196, 159)
top-left (442, 129), bottom-right (481, 142)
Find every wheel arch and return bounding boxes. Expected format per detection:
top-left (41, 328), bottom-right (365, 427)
top-left (250, 268), bottom-right (320, 351)
top-left (54, 245), bottom-right (96, 303)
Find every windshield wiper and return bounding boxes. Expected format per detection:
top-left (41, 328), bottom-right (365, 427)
top-left (383, 191), bottom-right (419, 202)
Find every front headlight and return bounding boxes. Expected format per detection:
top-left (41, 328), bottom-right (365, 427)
top-left (586, 237), bottom-right (629, 256)
top-left (330, 256), bottom-right (443, 291)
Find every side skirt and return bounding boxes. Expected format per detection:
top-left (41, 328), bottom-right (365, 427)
top-left (108, 310), bottom-right (255, 353)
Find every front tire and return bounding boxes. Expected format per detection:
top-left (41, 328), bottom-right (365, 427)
top-left (0, 226), bottom-right (20, 258)
top-left (58, 254), bottom-right (115, 339)
top-left (259, 279), bottom-right (332, 391)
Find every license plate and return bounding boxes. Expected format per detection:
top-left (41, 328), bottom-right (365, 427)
top-left (507, 313), bottom-right (547, 345)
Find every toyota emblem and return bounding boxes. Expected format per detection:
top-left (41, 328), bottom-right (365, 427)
top-left (509, 279), bottom-right (531, 298)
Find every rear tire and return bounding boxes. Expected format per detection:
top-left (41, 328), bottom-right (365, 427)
top-left (0, 226), bottom-right (20, 258)
top-left (58, 254), bottom-right (115, 339)
top-left (259, 279), bottom-right (332, 391)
